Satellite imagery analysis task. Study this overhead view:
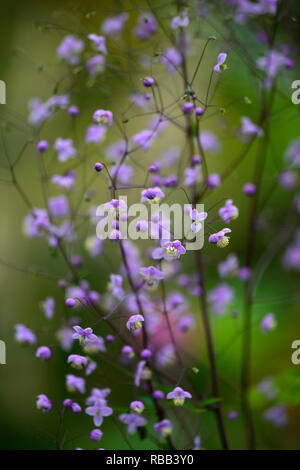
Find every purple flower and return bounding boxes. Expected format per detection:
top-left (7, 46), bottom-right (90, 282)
top-left (86, 361), bottom-right (97, 376)
top-left (141, 187), bottom-right (165, 203)
top-left (90, 429), bottom-right (103, 442)
top-left (126, 314), bottom-right (144, 332)
top-left (87, 34), bottom-right (107, 54)
top-left (160, 47), bottom-right (182, 74)
top-left (48, 195), bottom-right (69, 218)
top-left (243, 182), bottom-right (256, 196)
top-left (66, 374), bottom-right (86, 394)
top-left (190, 209), bottom-right (207, 233)
top-left (152, 390), bottom-right (165, 400)
top-left (134, 13), bottom-right (157, 40)
top-left (130, 401), bottom-right (145, 414)
top-left (36, 346), bottom-right (52, 361)
top-left (278, 171), bottom-right (297, 190)
top-left (154, 419), bottom-right (173, 439)
top-left (263, 404), bottom-right (287, 427)
top-left (184, 167), bottom-right (200, 187)
top-left (67, 354), bottom-right (88, 369)
top-left (183, 102), bottom-right (194, 115)
top-left (238, 266), bottom-right (251, 281)
top-left (261, 313), bottom-right (277, 333)
top-left (228, 411), bottom-right (238, 420)
top-left (72, 326), bottom-right (98, 344)
top-left (93, 109), bottom-right (113, 126)
top-left (171, 11), bottom-right (189, 29)
top-left (54, 138), bottom-right (77, 162)
top-left (143, 76), bottom-right (154, 87)
top-left (218, 254), bottom-right (239, 278)
top-left (208, 283), bottom-right (234, 316)
top-left (209, 228), bottom-right (231, 248)
top-left (41, 297), bottom-right (55, 319)
top-left (139, 266), bottom-right (164, 287)
top-left (163, 240), bottom-right (186, 261)
top-left (52, 171), bottom-right (76, 191)
top-left (135, 360), bottom-right (152, 386)
top-left (219, 199), bottom-right (239, 223)
top-left (119, 413), bottom-right (147, 434)
top-left (36, 394), bottom-right (52, 412)
top-left (214, 53), bottom-right (227, 73)
top-left (14, 324), bottom-right (36, 345)
top-left (86, 55), bottom-right (105, 76)
top-left (85, 124), bottom-right (106, 144)
top-left (101, 13), bottom-right (128, 37)
top-left (285, 138), bottom-right (300, 167)
top-left (240, 117), bottom-right (264, 137)
top-left (207, 173), bottom-right (220, 189)
top-left (257, 50), bottom-right (293, 89)
top-left (86, 387), bottom-right (111, 405)
top-left (110, 164), bottom-right (133, 185)
top-left (37, 140), bottom-right (48, 153)
top-left (85, 400), bottom-right (113, 427)
top-left (109, 274), bottom-right (124, 300)
top-left (68, 105), bottom-right (79, 117)
top-left (56, 35), bottom-right (84, 65)
top-left (167, 386), bottom-right (192, 406)
top-left (132, 129), bottom-right (154, 151)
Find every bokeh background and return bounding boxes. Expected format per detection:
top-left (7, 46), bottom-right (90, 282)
top-left (1, 0), bottom-right (300, 450)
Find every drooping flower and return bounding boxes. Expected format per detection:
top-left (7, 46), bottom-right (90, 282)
top-left (219, 199), bottom-right (239, 223)
top-left (67, 354), bottom-right (88, 369)
top-left (139, 266), bottom-right (164, 288)
top-left (87, 34), bottom-right (107, 54)
top-left (240, 117), bottom-right (264, 137)
top-left (126, 314), bottom-right (144, 333)
top-left (66, 374), bottom-right (86, 394)
top-left (166, 386), bottom-right (192, 406)
top-left (171, 11), bottom-right (189, 29)
top-left (36, 346), bottom-right (52, 361)
top-left (209, 228), bottom-right (231, 248)
top-left (154, 419), bottom-right (173, 439)
top-left (163, 240), bottom-right (186, 261)
top-left (119, 413), bottom-right (147, 434)
top-left (141, 187), bottom-right (165, 204)
top-left (14, 324), bottom-right (36, 345)
top-left (214, 53), bottom-right (227, 73)
top-left (261, 313), bottom-right (277, 333)
top-left (36, 394), bottom-right (52, 412)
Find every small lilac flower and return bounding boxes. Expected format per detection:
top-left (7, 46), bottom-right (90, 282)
top-left (218, 254), bottom-right (239, 278)
top-left (36, 394), bottom-right (52, 412)
top-left (171, 11), bottom-right (189, 29)
top-left (135, 360), bottom-right (152, 386)
top-left (163, 240), bottom-right (186, 261)
top-left (214, 53), bottom-right (227, 73)
top-left (72, 326), bottom-right (98, 344)
top-left (167, 386), bottom-right (192, 406)
top-left (261, 313), bottom-right (277, 333)
top-left (240, 117), bottom-right (264, 137)
top-left (66, 374), bottom-right (86, 394)
top-left (54, 138), bottom-right (77, 162)
top-left (67, 354), bottom-right (88, 369)
top-left (56, 35), bottom-right (84, 65)
top-left (108, 274), bottom-right (124, 300)
top-left (207, 173), bottom-right (220, 189)
top-left (37, 140), bottom-right (48, 153)
top-left (136, 220), bottom-right (149, 232)
top-left (152, 390), bottom-right (164, 400)
top-left (219, 199), bottom-right (239, 223)
top-left (183, 102), bottom-right (194, 115)
top-left (94, 162), bottom-right (103, 173)
top-left (195, 107), bottom-right (204, 116)
top-left (278, 171), bottom-right (297, 190)
top-left (132, 129), bottom-right (154, 151)
top-left (134, 13), bottom-right (157, 40)
top-left (194, 436), bottom-right (201, 450)
top-left (48, 195), bottom-right (69, 218)
top-left (85, 400), bottom-right (113, 427)
top-left (90, 429), bottom-right (103, 442)
top-left (141, 187), bottom-right (165, 203)
top-left (208, 283), bottom-right (234, 316)
top-left (52, 171), bottom-right (76, 191)
top-left (68, 105), bottom-right (79, 117)
top-left (228, 411), bottom-right (238, 420)
top-left (149, 162), bottom-right (160, 173)
top-left (86, 361), bottom-right (97, 376)
top-left (190, 209), bottom-right (208, 233)
top-left (14, 324), bottom-right (36, 345)
top-left (160, 47), bottom-right (182, 74)
top-left (41, 297), bottom-right (55, 319)
top-left (209, 228), bottom-right (231, 248)
top-left (101, 13), bottom-right (128, 37)
top-left (143, 76), bottom-right (154, 87)
top-left (71, 402), bottom-right (82, 414)
top-left (163, 175), bottom-right (179, 187)
top-left (86, 55), bottom-right (105, 76)
top-left (243, 182), bottom-right (256, 196)
top-left (200, 131), bottom-right (221, 153)
top-left (87, 34), bottom-right (107, 54)
top-left (184, 167), bottom-right (200, 187)
top-left (36, 346), bottom-right (52, 361)
top-left (85, 124), bottom-right (106, 143)
top-left (139, 266), bottom-right (164, 288)
top-left (154, 419), bottom-right (173, 439)
top-left (238, 266), bottom-right (251, 281)
top-left (106, 334), bottom-right (114, 343)
top-left (130, 401), bottom-right (144, 414)
top-left (141, 349), bottom-right (152, 359)
top-left (122, 345), bottom-right (135, 359)
top-left (119, 413), bottom-right (147, 434)
top-left (263, 404), bottom-right (287, 427)
top-left (93, 109), bottom-right (113, 126)
top-left (126, 314), bottom-right (144, 332)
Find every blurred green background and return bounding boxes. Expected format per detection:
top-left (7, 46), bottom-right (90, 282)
top-left (1, 0), bottom-right (300, 450)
